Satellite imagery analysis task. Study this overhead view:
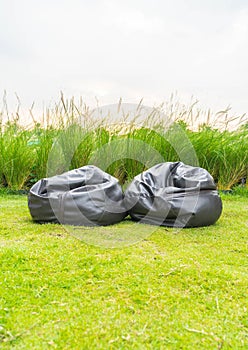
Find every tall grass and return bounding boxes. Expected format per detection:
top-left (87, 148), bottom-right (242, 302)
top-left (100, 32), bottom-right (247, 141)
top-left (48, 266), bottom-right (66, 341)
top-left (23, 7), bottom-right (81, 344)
top-left (187, 126), bottom-right (248, 189)
top-left (0, 123), bottom-right (35, 190)
top-left (0, 94), bottom-right (247, 190)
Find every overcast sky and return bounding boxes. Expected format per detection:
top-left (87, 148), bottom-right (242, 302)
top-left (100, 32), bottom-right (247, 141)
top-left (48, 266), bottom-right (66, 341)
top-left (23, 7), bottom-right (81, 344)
top-left (1, 0), bottom-right (248, 117)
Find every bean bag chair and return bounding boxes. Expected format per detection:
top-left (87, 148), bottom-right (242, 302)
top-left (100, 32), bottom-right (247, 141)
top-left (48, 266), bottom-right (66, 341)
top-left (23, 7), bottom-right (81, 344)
top-left (28, 165), bottom-right (127, 226)
top-left (124, 162), bottom-right (222, 227)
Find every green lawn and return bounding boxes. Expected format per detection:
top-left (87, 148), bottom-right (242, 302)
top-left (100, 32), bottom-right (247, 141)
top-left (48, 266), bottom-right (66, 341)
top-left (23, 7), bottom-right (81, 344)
top-left (0, 194), bottom-right (247, 349)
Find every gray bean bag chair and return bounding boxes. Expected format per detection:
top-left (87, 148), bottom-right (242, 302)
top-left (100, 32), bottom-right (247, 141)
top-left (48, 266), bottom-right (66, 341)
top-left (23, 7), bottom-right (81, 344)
top-left (28, 165), bottom-right (127, 226)
top-left (124, 162), bottom-right (222, 227)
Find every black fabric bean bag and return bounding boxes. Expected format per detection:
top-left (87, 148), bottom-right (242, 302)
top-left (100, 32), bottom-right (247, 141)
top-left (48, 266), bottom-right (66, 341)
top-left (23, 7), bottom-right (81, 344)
top-left (124, 162), bottom-right (222, 227)
top-left (28, 165), bottom-right (127, 226)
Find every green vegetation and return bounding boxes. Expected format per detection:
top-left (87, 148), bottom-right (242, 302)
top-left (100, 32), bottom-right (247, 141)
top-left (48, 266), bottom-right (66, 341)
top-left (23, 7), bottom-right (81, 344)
top-left (1, 95), bottom-right (247, 348)
top-left (0, 194), bottom-right (247, 349)
top-left (0, 95), bottom-right (247, 190)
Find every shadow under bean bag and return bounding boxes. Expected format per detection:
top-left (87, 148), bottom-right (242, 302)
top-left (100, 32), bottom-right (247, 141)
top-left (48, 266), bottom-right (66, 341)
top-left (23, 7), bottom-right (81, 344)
top-left (28, 165), bottom-right (127, 226)
top-left (124, 162), bottom-right (222, 228)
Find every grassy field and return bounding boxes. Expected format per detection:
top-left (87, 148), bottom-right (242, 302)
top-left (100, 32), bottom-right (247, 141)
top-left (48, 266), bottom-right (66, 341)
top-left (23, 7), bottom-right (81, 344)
top-left (0, 193), bottom-right (247, 349)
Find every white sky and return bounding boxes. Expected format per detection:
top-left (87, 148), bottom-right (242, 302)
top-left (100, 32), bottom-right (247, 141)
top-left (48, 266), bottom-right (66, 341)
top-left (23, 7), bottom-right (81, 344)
top-left (1, 0), bottom-right (248, 117)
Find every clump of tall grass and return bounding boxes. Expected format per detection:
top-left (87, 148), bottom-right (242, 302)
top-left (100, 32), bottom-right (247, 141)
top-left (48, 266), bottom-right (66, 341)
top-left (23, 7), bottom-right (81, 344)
top-left (187, 125), bottom-right (248, 189)
top-left (215, 128), bottom-right (247, 190)
top-left (0, 93), bottom-right (247, 191)
top-left (31, 126), bottom-right (59, 181)
top-left (0, 123), bottom-right (35, 190)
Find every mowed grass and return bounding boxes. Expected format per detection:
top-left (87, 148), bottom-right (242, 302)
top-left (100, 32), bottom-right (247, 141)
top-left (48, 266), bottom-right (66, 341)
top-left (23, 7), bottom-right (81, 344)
top-left (0, 194), bottom-right (247, 349)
